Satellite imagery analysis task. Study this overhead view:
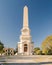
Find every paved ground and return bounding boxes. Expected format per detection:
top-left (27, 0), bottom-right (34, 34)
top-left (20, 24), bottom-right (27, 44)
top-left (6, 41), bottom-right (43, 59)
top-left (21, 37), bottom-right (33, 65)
top-left (0, 63), bottom-right (52, 65)
top-left (0, 55), bottom-right (52, 65)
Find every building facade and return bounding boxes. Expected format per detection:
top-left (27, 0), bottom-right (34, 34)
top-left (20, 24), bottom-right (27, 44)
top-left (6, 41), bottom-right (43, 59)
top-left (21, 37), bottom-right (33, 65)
top-left (3, 48), bottom-right (14, 56)
top-left (18, 6), bottom-right (34, 55)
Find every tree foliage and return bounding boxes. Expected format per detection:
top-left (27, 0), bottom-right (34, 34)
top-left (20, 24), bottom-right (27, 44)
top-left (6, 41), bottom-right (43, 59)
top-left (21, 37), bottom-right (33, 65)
top-left (36, 50), bottom-right (42, 55)
top-left (0, 41), bottom-right (4, 51)
top-left (0, 41), bottom-right (4, 55)
top-left (34, 47), bottom-right (42, 55)
top-left (42, 36), bottom-right (52, 55)
top-left (34, 47), bottom-right (40, 53)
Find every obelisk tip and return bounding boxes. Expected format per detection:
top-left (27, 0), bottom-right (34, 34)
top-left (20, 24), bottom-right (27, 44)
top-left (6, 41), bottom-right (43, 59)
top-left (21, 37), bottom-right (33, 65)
top-left (24, 5), bottom-right (28, 8)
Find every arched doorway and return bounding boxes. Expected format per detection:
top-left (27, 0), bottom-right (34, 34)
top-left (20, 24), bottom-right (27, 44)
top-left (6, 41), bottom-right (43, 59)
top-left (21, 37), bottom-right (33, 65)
top-left (24, 44), bottom-right (28, 52)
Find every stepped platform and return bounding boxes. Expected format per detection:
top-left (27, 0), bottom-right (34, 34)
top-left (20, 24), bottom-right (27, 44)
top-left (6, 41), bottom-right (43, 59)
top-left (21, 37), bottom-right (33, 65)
top-left (0, 55), bottom-right (52, 65)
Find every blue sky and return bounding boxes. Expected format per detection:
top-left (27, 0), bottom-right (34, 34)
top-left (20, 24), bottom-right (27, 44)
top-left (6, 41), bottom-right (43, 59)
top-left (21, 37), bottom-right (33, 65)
top-left (0, 0), bottom-right (52, 49)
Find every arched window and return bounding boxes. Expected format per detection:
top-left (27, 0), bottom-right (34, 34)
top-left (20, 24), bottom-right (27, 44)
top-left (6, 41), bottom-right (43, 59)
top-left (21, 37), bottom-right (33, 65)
top-left (24, 44), bottom-right (27, 52)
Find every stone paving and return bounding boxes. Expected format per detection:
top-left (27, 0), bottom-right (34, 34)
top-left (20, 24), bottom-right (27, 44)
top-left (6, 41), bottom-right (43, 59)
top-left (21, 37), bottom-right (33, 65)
top-left (0, 55), bottom-right (52, 65)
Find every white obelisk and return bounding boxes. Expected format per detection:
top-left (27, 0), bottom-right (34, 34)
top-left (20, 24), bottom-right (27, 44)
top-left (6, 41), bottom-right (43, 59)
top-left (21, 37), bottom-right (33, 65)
top-left (18, 6), bottom-right (34, 55)
top-left (23, 6), bottom-right (28, 27)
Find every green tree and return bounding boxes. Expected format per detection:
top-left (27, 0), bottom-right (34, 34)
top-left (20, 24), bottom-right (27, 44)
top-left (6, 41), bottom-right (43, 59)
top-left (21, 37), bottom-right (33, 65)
top-left (42, 48), bottom-right (52, 55)
top-left (34, 47), bottom-right (40, 54)
top-left (42, 35), bottom-right (52, 55)
top-left (0, 41), bottom-right (4, 55)
top-left (36, 50), bottom-right (42, 55)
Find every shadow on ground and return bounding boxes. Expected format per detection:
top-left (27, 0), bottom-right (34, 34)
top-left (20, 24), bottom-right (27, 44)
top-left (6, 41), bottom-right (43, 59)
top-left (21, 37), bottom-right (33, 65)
top-left (0, 62), bottom-right (52, 65)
